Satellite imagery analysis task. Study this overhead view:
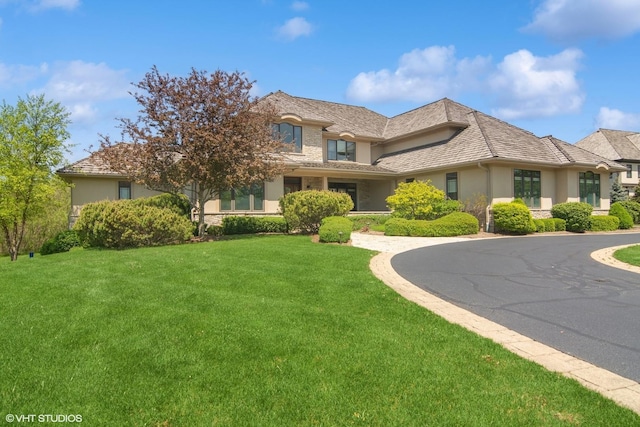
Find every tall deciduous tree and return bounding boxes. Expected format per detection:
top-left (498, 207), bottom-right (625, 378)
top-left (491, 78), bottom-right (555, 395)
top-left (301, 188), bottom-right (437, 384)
top-left (99, 66), bottom-right (286, 237)
top-left (0, 94), bottom-right (70, 261)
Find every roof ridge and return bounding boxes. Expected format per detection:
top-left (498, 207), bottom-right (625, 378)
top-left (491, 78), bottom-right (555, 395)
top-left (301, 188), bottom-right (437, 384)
top-left (544, 135), bottom-right (575, 163)
top-left (470, 111), bottom-right (498, 157)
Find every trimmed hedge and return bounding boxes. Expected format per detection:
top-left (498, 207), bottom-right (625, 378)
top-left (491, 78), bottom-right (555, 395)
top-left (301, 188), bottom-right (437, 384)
top-left (385, 212), bottom-right (478, 237)
top-left (492, 201), bottom-right (536, 234)
top-left (553, 218), bottom-right (566, 231)
top-left (74, 199), bottom-right (193, 249)
top-left (609, 202), bottom-right (634, 229)
top-left (617, 200), bottom-right (640, 224)
top-left (533, 219), bottom-right (546, 233)
top-left (222, 216), bottom-right (288, 235)
top-left (319, 216), bottom-right (353, 243)
top-left (551, 202), bottom-right (592, 233)
top-left (540, 218), bottom-right (556, 232)
top-left (589, 215), bottom-right (620, 232)
top-left (40, 230), bottom-right (80, 255)
top-left (279, 190), bottom-right (353, 233)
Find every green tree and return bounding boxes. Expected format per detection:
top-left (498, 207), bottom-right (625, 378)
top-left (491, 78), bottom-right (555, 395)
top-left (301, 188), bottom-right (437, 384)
top-left (386, 180), bottom-right (447, 220)
top-left (0, 94), bottom-right (70, 261)
top-left (98, 66), bottom-right (286, 237)
top-left (610, 180), bottom-right (628, 204)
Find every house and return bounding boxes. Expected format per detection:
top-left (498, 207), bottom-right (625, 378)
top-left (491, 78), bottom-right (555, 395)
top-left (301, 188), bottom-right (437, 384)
top-left (58, 91), bottom-right (625, 229)
top-left (575, 129), bottom-right (640, 197)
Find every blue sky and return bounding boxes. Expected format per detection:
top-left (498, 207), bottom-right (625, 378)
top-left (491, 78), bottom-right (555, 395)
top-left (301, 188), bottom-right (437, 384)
top-left (2, 0), bottom-right (640, 162)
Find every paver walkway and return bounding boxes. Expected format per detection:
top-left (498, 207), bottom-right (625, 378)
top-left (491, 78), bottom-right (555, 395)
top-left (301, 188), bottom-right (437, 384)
top-left (350, 232), bottom-right (640, 415)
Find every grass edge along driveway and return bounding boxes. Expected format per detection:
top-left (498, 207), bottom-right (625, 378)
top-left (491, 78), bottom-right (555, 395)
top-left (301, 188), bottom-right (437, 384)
top-left (2, 235), bottom-right (638, 426)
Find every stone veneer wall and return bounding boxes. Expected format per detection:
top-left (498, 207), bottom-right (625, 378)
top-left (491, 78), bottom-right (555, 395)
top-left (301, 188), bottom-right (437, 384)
top-left (301, 126), bottom-right (323, 161)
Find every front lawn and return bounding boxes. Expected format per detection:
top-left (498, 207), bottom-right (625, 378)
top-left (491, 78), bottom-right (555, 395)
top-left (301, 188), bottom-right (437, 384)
top-left (1, 236), bottom-right (637, 426)
top-left (614, 244), bottom-right (640, 266)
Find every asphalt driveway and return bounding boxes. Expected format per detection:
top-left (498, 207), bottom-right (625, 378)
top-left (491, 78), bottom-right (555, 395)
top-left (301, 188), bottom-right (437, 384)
top-left (391, 233), bottom-right (640, 383)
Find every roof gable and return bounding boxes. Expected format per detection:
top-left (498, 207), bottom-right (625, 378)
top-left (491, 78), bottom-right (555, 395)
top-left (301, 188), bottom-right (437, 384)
top-left (260, 91), bottom-right (388, 139)
top-left (576, 128), bottom-right (640, 161)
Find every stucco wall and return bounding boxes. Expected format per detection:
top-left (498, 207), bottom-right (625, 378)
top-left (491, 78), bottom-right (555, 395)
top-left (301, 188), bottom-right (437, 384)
top-left (70, 177), bottom-right (161, 219)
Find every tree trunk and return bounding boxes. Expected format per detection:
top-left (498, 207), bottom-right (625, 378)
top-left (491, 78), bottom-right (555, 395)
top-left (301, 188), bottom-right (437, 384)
top-left (197, 187), bottom-right (207, 238)
top-left (1, 224), bottom-right (19, 261)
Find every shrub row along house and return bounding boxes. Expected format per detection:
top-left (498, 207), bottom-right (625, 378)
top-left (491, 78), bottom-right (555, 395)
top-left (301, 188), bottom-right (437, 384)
top-left (58, 91), bottom-right (625, 230)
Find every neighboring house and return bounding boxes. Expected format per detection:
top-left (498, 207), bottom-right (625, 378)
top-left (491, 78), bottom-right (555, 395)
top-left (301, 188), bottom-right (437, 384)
top-left (58, 91), bottom-right (625, 229)
top-left (575, 129), bottom-right (640, 197)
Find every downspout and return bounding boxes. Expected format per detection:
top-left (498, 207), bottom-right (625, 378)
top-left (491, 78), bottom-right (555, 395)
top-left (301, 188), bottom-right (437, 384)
top-left (477, 162), bottom-right (491, 232)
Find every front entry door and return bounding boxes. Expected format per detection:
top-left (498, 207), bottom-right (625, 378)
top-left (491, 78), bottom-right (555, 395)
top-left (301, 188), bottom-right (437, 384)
top-left (284, 177), bottom-right (302, 194)
top-left (328, 183), bottom-right (357, 210)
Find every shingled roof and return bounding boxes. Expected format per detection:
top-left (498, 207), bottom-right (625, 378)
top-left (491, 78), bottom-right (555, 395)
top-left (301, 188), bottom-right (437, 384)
top-left (262, 91), bottom-right (388, 139)
top-left (575, 129), bottom-right (640, 161)
top-left (57, 153), bottom-right (124, 177)
top-left (62, 93), bottom-right (625, 178)
top-left (375, 110), bottom-right (624, 173)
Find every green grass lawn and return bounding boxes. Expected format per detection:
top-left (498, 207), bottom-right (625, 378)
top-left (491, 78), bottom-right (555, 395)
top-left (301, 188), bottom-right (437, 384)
top-left (1, 235), bottom-right (638, 426)
top-left (614, 244), bottom-right (640, 267)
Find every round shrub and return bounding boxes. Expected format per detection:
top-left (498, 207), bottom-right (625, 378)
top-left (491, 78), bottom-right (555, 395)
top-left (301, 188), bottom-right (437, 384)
top-left (386, 180), bottom-right (447, 220)
top-left (551, 202), bottom-right (592, 233)
top-left (279, 190), bottom-right (353, 234)
top-left (74, 199), bottom-right (193, 249)
top-left (617, 200), bottom-right (640, 224)
top-left (589, 215), bottom-right (620, 232)
top-left (609, 202), bottom-right (634, 229)
top-left (318, 216), bottom-right (353, 243)
top-left (136, 193), bottom-right (191, 218)
top-left (40, 230), bottom-right (80, 255)
top-left (492, 201), bottom-right (536, 234)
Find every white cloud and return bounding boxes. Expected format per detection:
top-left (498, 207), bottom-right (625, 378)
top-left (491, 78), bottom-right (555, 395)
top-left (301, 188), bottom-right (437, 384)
top-left (0, 63), bottom-right (45, 86)
top-left (276, 17), bottom-right (313, 41)
top-left (596, 107), bottom-right (640, 130)
top-left (347, 46), bottom-right (585, 120)
top-left (346, 46), bottom-right (491, 103)
top-left (39, 60), bottom-right (130, 102)
top-left (523, 0), bottom-right (640, 41)
top-left (291, 1), bottom-right (308, 11)
top-left (33, 60), bottom-right (131, 124)
top-left (0, 0), bottom-right (81, 12)
top-left (35, 0), bottom-right (80, 10)
top-left (488, 48), bottom-right (585, 119)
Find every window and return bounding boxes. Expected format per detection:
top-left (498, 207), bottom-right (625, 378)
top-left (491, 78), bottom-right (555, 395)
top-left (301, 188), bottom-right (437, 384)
top-left (446, 172), bottom-right (458, 200)
top-left (513, 169), bottom-right (541, 208)
top-left (327, 139), bottom-right (356, 161)
top-left (272, 123), bottom-right (302, 152)
top-left (579, 172), bottom-right (600, 207)
top-left (627, 164), bottom-right (633, 178)
top-left (118, 181), bottom-right (131, 200)
top-left (220, 183), bottom-right (264, 211)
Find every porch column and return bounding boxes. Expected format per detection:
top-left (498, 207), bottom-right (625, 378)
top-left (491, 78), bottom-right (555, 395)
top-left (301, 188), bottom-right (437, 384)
top-left (322, 176), bottom-right (328, 190)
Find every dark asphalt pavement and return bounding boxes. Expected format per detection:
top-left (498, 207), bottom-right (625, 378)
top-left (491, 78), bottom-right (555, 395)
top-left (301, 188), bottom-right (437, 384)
top-left (391, 233), bottom-right (640, 383)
